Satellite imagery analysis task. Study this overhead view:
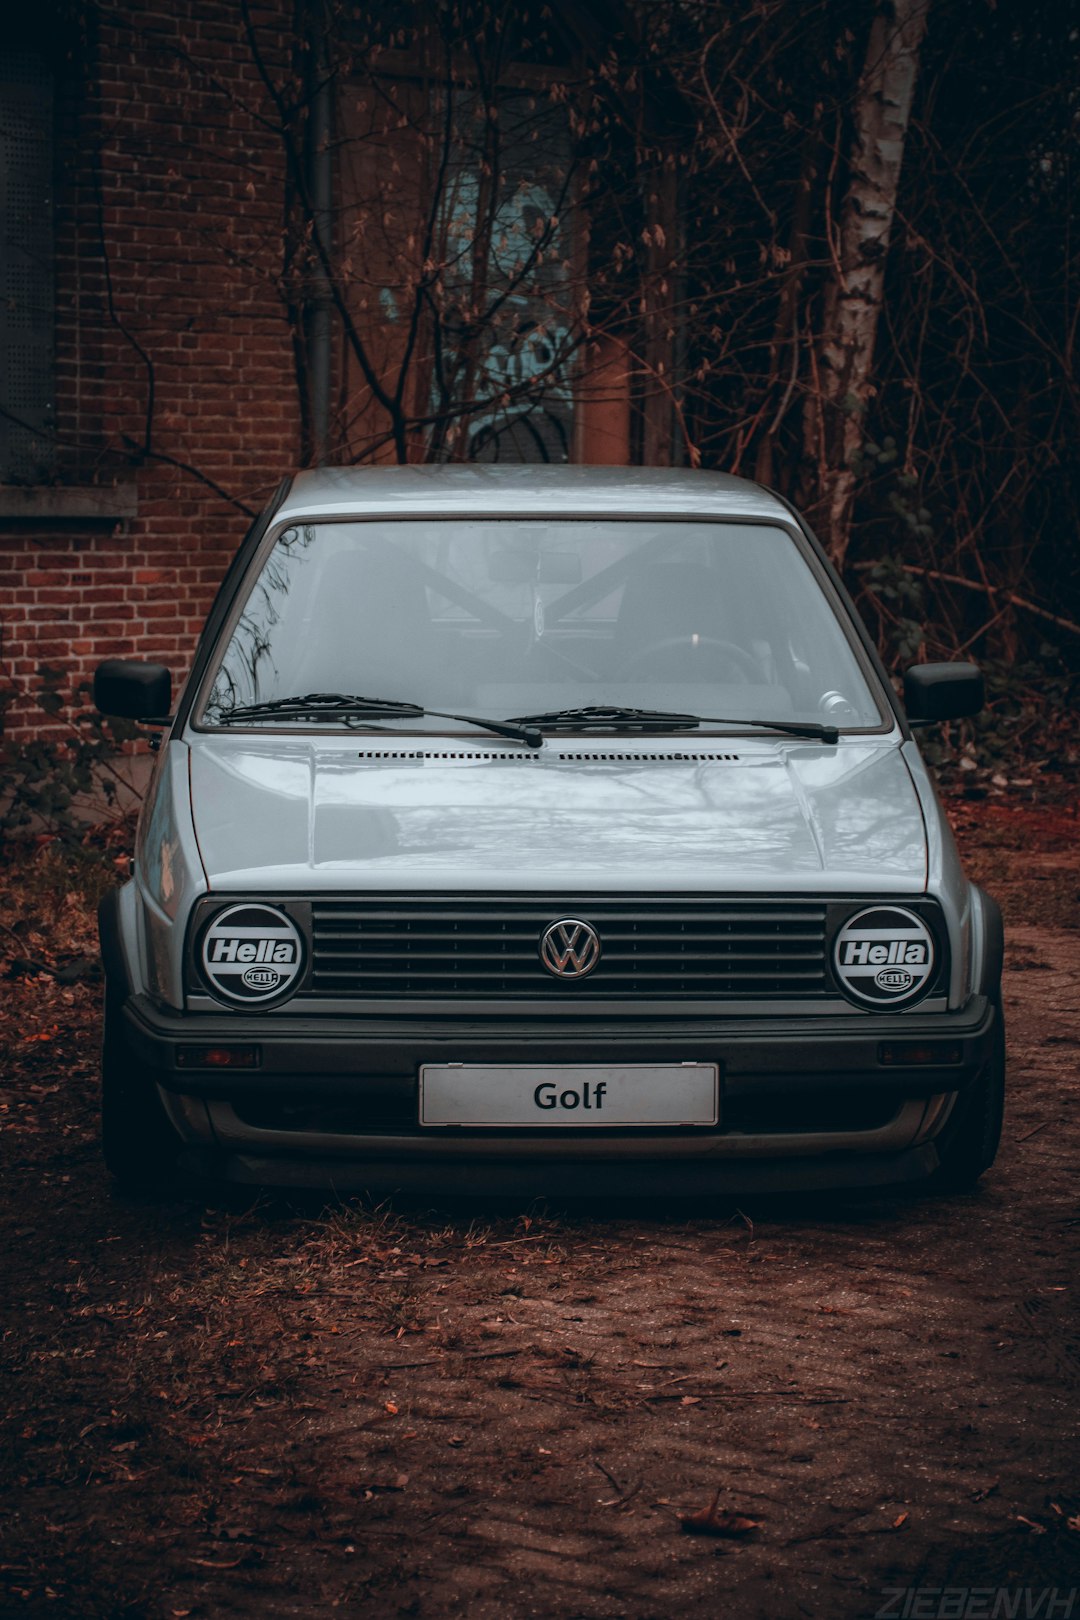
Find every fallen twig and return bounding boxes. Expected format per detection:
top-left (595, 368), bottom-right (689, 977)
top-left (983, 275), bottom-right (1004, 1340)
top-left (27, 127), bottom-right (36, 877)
top-left (593, 1457), bottom-right (642, 1509)
top-left (593, 1458), bottom-right (625, 1493)
top-left (647, 1389), bottom-right (848, 1405)
top-left (458, 1348), bottom-right (524, 1362)
top-left (372, 1347), bottom-right (523, 1371)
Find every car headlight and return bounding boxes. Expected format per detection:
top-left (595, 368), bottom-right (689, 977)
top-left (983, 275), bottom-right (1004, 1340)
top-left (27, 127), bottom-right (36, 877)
top-left (832, 904), bottom-right (937, 1009)
top-left (197, 902), bottom-right (306, 1008)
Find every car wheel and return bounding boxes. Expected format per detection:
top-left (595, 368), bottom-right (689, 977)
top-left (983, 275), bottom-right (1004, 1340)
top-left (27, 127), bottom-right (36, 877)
top-left (101, 993), bottom-right (179, 1194)
top-left (928, 997), bottom-right (1006, 1192)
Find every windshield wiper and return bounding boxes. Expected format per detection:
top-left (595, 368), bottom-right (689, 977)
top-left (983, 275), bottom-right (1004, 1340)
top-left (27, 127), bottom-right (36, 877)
top-left (217, 693), bottom-right (544, 748)
top-left (506, 705), bottom-right (839, 744)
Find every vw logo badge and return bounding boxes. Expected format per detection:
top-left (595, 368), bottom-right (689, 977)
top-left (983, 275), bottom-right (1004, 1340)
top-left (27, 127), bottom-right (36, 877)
top-left (539, 918), bottom-right (601, 980)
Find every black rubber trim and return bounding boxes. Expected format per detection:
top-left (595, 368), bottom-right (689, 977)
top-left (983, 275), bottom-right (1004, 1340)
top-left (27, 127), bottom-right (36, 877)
top-left (170, 476), bottom-right (293, 735)
top-left (766, 487), bottom-right (910, 739)
top-left (98, 886), bottom-right (134, 1002)
top-left (118, 991), bottom-right (997, 1103)
top-left (972, 885), bottom-right (1004, 999)
top-left (209, 1143), bottom-right (941, 1196)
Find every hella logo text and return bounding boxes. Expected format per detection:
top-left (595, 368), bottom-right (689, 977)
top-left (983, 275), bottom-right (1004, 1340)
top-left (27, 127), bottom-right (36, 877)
top-left (875, 967), bottom-right (914, 991)
top-left (209, 937), bottom-right (297, 964)
top-left (841, 940), bottom-right (927, 967)
top-left (242, 966), bottom-right (281, 990)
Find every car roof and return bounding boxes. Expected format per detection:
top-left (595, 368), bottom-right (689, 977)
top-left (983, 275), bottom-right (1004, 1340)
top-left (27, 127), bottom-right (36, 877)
top-left (275, 465), bottom-right (793, 526)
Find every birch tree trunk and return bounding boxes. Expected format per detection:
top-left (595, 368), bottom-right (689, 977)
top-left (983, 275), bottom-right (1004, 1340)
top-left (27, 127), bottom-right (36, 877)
top-left (802, 0), bottom-right (930, 566)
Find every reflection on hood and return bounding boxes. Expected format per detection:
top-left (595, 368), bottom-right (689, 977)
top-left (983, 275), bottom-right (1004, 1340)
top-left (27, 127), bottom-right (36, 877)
top-left (188, 736), bottom-right (926, 894)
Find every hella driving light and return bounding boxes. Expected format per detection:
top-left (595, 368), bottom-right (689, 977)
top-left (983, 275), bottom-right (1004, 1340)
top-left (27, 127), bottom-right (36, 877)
top-left (199, 903), bottom-right (305, 1007)
top-left (833, 905), bottom-right (936, 1009)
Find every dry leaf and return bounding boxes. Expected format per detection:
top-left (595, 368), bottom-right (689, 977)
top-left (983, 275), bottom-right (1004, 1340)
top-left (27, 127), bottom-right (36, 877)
top-left (680, 1490), bottom-right (760, 1538)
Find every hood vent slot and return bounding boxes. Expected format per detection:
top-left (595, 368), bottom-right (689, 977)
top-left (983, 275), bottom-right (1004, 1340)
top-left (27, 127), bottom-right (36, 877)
top-left (355, 749), bottom-right (741, 764)
top-left (562, 752), bottom-right (740, 763)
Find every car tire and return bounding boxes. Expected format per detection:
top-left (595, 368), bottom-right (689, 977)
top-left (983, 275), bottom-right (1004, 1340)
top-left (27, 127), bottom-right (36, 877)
top-left (928, 996), bottom-right (1006, 1192)
top-left (101, 992), bottom-right (180, 1195)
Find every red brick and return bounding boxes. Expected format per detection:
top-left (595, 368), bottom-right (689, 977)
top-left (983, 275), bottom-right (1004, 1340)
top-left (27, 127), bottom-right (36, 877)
top-left (7, 0), bottom-right (303, 739)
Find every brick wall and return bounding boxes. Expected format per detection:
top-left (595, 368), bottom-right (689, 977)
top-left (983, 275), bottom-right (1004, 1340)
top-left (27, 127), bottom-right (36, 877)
top-left (1, 1), bottom-right (299, 740)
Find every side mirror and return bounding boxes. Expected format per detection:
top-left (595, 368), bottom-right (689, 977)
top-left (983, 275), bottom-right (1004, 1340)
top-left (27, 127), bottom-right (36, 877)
top-left (904, 661), bottom-right (984, 724)
top-left (94, 659), bottom-right (172, 722)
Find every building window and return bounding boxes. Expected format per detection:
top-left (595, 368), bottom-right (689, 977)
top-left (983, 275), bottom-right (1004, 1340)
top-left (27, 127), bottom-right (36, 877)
top-left (0, 48), bottom-right (55, 484)
top-left (338, 0), bottom-right (584, 464)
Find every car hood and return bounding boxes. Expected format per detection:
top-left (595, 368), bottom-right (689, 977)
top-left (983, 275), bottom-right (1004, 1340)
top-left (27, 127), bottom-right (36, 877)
top-left (186, 733), bottom-right (926, 893)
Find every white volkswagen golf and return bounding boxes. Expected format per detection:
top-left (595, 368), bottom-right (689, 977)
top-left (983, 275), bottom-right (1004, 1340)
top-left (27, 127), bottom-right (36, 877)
top-left (95, 467), bottom-right (1004, 1196)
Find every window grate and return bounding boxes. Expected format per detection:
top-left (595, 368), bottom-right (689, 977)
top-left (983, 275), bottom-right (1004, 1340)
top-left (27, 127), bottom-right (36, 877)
top-left (0, 49), bottom-right (55, 483)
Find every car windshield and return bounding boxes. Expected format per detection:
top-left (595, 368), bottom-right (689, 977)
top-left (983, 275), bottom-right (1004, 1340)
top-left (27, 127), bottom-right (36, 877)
top-left (200, 519), bottom-right (884, 731)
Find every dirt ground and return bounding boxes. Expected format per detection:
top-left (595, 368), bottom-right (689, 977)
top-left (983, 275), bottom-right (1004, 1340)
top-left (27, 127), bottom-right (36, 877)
top-left (1, 797), bottom-right (1078, 1620)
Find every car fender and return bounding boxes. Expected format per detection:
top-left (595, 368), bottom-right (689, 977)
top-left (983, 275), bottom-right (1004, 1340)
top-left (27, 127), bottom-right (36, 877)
top-left (99, 879), bottom-right (141, 1003)
top-left (132, 739), bottom-right (208, 1008)
top-left (968, 884), bottom-right (1004, 1002)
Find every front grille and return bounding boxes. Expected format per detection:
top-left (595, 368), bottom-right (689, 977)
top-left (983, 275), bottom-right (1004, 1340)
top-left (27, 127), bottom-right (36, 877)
top-left (307, 895), bottom-right (830, 1000)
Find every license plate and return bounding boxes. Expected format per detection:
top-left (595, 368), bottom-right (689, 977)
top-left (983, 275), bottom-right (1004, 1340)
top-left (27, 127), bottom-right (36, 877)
top-left (419, 1064), bottom-right (719, 1128)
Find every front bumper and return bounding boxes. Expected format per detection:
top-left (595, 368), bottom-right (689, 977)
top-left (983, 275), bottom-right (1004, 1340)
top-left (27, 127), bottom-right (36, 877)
top-left (116, 992), bottom-right (1000, 1193)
